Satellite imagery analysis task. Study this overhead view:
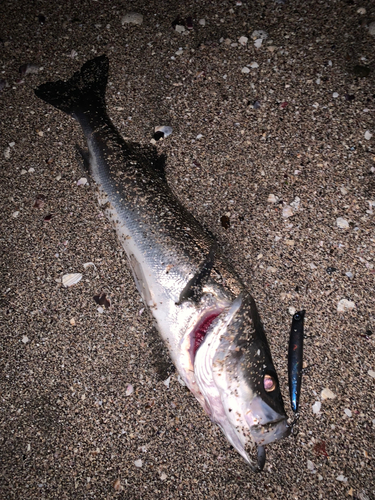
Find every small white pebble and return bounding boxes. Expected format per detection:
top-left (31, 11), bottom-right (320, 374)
top-left (4, 147), bottom-right (10, 159)
top-left (175, 49), bottom-right (183, 55)
top-left (77, 177), bottom-right (88, 186)
top-left (336, 217), bottom-right (349, 229)
top-left (288, 306), bottom-right (296, 315)
top-left (97, 306), bottom-right (104, 314)
top-left (160, 472), bottom-right (167, 480)
top-left (312, 401), bottom-right (321, 414)
top-left (357, 7), bottom-right (366, 14)
top-left (9, 142), bottom-right (15, 147)
top-left (28, 167), bottom-right (35, 173)
top-left (249, 61), bottom-right (259, 68)
top-left (307, 460), bottom-right (315, 471)
top-left (340, 186), bottom-right (348, 195)
top-left (126, 384), bottom-right (134, 396)
top-left (199, 19), bottom-right (206, 26)
top-left (134, 459), bottom-right (143, 468)
top-left (344, 408), bottom-right (352, 417)
top-left (332, 92), bottom-right (339, 98)
top-left (254, 39), bottom-right (263, 48)
top-left (241, 66), bottom-right (250, 74)
top-left (121, 12), bottom-right (143, 25)
top-left (177, 375), bottom-right (186, 386)
top-left (368, 370), bottom-right (375, 378)
top-left (12, 211), bottom-right (20, 218)
top-left (336, 475), bottom-right (347, 482)
top-left (20, 169), bottom-right (27, 175)
top-left (321, 388), bottom-right (336, 400)
top-left (369, 21), bottom-right (375, 36)
top-left (252, 30), bottom-right (268, 40)
top-left (364, 130), bottom-right (373, 141)
top-left (56, 173), bottom-right (62, 181)
top-left (196, 134), bottom-right (203, 140)
top-left (175, 24), bottom-right (185, 33)
top-left (22, 335), bottom-right (29, 344)
top-left (238, 36), bottom-right (248, 45)
top-left (337, 299), bottom-right (356, 313)
top-left (345, 271), bottom-right (353, 279)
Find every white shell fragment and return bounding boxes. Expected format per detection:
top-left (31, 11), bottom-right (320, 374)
top-left (62, 273), bottom-right (83, 287)
top-left (241, 66), bottom-right (250, 74)
top-left (83, 262), bottom-right (97, 270)
top-left (126, 384), bottom-right (134, 396)
top-left (238, 36), bottom-right (248, 45)
top-left (344, 408), bottom-right (352, 417)
top-left (337, 299), bottom-right (356, 313)
top-left (336, 217), bottom-right (349, 229)
top-left (163, 376), bottom-right (171, 388)
top-left (175, 24), bottom-right (185, 33)
top-left (336, 475), bottom-right (348, 482)
top-left (368, 370), bottom-right (375, 378)
top-left (154, 125), bottom-right (173, 137)
top-left (160, 472), bottom-right (167, 480)
top-left (307, 460), bottom-right (315, 471)
top-left (364, 130), bottom-right (373, 141)
top-left (22, 335), bottom-right (29, 344)
top-left (267, 194), bottom-right (278, 203)
top-left (321, 388), bottom-right (336, 400)
top-left (134, 459), bottom-right (143, 468)
top-left (77, 177), bottom-right (88, 186)
top-left (312, 401), bottom-right (321, 414)
top-left (282, 205), bottom-right (294, 218)
top-left (249, 62), bottom-right (259, 68)
top-left (254, 39), bottom-right (263, 48)
top-left (121, 13), bottom-right (143, 25)
top-left (252, 30), bottom-right (268, 40)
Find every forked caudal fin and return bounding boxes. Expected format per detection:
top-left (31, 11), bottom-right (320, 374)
top-left (34, 55), bottom-right (109, 116)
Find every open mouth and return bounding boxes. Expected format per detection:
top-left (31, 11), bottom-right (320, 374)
top-left (192, 311), bottom-right (223, 356)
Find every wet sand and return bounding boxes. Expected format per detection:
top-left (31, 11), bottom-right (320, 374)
top-left (0, 1), bottom-right (374, 498)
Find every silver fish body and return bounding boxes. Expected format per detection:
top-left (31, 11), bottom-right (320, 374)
top-left (35, 56), bottom-right (290, 470)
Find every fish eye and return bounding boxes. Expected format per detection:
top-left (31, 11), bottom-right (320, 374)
top-left (264, 374), bottom-right (277, 392)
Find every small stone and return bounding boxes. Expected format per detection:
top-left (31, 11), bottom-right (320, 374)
top-left (288, 306), bottom-right (296, 315)
top-left (345, 271), bottom-right (353, 279)
top-left (337, 299), bottom-right (356, 312)
top-left (336, 217), bottom-right (349, 229)
top-left (163, 376), bottom-right (171, 388)
top-left (368, 22), bottom-right (375, 36)
top-left (266, 266), bottom-right (277, 273)
top-left (336, 475), bottom-right (348, 482)
top-left (160, 472), bottom-right (167, 480)
top-left (332, 92), bottom-right (339, 98)
top-left (97, 306), bottom-right (104, 314)
top-left (285, 239), bottom-right (295, 246)
top-left (249, 62), bottom-right (259, 68)
top-left (12, 211), bottom-right (20, 218)
top-left (121, 13), bottom-right (143, 25)
top-left (368, 370), bottom-right (375, 378)
top-left (254, 39), bottom-right (263, 48)
top-left (312, 401), bottom-right (321, 414)
top-left (22, 335), bottom-right (29, 344)
top-left (241, 66), bottom-right (250, 74)
top-left (4, 147), bottom-right (10, 159)
top-left (364, 130), bottom-right (373, 140)
top-left (77, 177), bottom-right (87, 186)
top-left (321, 388), bottom-right (336, 400)
top-left (344, 408), bottom-right (352, 417)
top-left (357, 7), bottom-right (366, 14)
top-left (134, 459), bottom-right (143, 468)
top-left (175, 24), bottom-right (185, 33)
top-left (238, 36), bottom-right (248, 45)
top-left (70, 318), bottom-right (76, 326)
top-left (340, 186), bottom-right (348, 195)
top-left (199, 19), bottom-right (206, 26)
top-left (307, 460), bottom-right (315, 471)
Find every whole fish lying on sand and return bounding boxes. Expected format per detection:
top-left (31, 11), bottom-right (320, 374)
top-left (35, 55), bottom-right (290, 471)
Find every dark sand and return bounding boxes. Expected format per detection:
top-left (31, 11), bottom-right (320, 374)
top-left (1, 1), bottom-right (374, 499)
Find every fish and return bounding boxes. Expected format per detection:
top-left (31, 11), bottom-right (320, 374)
top-left (288, 310), bottom-right (305, 413)
top-left (34, 55), bottom-right (290, 471)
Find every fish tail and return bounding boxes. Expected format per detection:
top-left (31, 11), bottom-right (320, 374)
top-left (34, 55), bottom-right (109, 116)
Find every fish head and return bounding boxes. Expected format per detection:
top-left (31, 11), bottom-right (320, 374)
top-left (194, 292), bottom-right (290, 468)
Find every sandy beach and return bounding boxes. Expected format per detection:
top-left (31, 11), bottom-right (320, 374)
top-left (0, 0), bottom-right (374, 498)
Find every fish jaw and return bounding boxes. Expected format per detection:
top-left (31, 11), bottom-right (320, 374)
top-left (194, 293), bottom-right (290, 466)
